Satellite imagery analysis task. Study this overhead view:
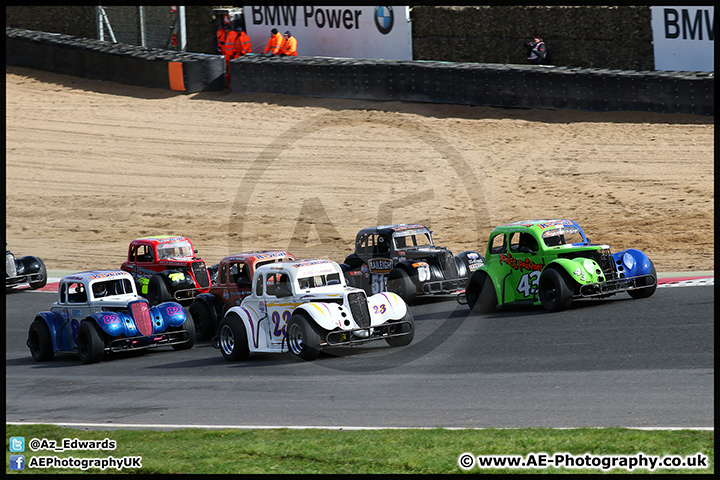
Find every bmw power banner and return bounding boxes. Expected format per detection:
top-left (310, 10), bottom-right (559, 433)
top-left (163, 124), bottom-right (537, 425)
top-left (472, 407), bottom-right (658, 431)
top-left (244, 5), bottom-right (412, 60)
top-left (651, 6), bottom-right (714, 71)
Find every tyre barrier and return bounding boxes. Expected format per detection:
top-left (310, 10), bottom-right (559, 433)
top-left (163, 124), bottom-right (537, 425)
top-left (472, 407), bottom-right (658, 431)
top-left (6, 27), bottom-right (224, 93)
top-left (6, 27), bottom-right (713, 115)
top-left (230, 55), bottom-right (714, 116)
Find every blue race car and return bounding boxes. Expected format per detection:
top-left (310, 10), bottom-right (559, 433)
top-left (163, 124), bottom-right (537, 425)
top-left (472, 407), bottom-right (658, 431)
top-left (28, 270), bottom-right (194, 364)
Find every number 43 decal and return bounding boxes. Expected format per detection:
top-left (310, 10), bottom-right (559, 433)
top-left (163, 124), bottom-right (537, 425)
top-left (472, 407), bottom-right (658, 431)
top-left (517, 271), bottom-right (541, 297)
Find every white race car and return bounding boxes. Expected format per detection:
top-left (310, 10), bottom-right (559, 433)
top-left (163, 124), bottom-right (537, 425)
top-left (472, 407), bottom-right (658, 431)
top-left (213, 259), bottom-right (414, 361)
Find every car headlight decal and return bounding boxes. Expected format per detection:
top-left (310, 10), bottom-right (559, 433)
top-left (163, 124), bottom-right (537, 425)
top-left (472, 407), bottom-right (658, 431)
top-left (623, 252), bottom-right (635, 270)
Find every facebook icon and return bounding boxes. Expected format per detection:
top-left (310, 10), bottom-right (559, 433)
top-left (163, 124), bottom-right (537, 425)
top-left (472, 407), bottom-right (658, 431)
top-left (9, 455), bottom-right (25, 471)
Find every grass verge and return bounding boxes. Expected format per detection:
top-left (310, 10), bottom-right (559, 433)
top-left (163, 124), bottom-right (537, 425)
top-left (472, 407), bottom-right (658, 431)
top-left (6, 424), bottom-right (713, 474)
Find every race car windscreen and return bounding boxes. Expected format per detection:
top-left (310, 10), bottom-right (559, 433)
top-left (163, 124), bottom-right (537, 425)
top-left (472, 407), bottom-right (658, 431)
top-left (393, 229), bottom-right (433, 249)
top-left (92, 278), bottom-right (134, 299)
top-left (298, 273), bottom-right (342, 290)
top-left (542, 227), bottom-right (584, 247)
top-left (157, 241), bottom-right (194, 259)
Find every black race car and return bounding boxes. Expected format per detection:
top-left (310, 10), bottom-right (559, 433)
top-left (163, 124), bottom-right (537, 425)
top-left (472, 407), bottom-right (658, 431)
top-left (340, 224), bottom-right (484, 304)
top-left (6, 246), bottom-right (47, 290)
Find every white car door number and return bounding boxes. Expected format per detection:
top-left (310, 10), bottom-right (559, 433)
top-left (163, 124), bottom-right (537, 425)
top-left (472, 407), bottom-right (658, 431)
top-left (517, 271), bottom-right (541, 297)
top-left (371, 274), bottom-right (387, 295)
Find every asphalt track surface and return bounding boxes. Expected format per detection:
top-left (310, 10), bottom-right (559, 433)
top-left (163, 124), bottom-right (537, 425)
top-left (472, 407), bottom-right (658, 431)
top-left (5, 283), bottom-right (714, 430)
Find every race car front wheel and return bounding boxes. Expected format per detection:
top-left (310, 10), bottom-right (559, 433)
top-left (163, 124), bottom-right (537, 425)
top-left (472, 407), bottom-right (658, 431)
top-left (627, 262), bottom-right (657, 299)
top-left (466, 271), bottom-right (497, 314)
top-left (287, 313), bottom-right (321, 361)
top-left (171, 313), bottom-right (196, 351)
top-left (385, 309), bottom-right (415, 347)
top-left (188, 300), bottom-right (215, 341)
top-left (218, 314), bottom-right (250, 362)
top-left (147, 274), bottom-right (172, 306)
top-left (388, 268), bottom-right (417, 304)
top-left (28, 318), bottom-right (54, 361)
top-left (77, 321), bottom-right (106, 364)
top-left (538, 268), bottom-right (573, 313)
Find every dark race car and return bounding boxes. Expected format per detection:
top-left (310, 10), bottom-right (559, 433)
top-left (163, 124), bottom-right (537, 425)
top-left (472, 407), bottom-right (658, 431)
top-left (6, 246), bottom-right (47, 290)
top-left (340, 223), bottom-right (484, 304)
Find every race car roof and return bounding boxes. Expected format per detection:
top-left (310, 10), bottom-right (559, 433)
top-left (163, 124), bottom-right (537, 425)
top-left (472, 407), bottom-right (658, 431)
top-left (221, 251), bottom-right (294, 264)
top-left (61, 270), bottom-right (133, 283)
top-left (259, 259), bottom-right (340, 278)
top-left (356, 223), bottom-right (430, 236)
top-left (132, 235), bottom-right (192, 245)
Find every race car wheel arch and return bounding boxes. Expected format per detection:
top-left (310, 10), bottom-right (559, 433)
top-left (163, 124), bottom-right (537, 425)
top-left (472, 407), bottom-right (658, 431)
top-left (387, 267), bottom-right (417, 304)
top-left (25, 256), bottom-right (47, 289)
top-left (466, 270), bottom-right (497, 314)
top-left (455, 251), bottom-right (484, 279)
top-left (77, 321), bottom-right (106, 364)
top-left (384, 308), bottom-right (415, 347)
top-left (32, 311), bottom-right (64, 352)
top-left (287, 311), bottom-right (322, 361)
top-left (343, 253), bottom-right (365, 270)
top-left (188, 295), bottom-right (217, 341)
top-left (538, 267), bottom-right (574, 313)
top-left (171, 313), bottom-right (196, 350)
top-left (28, 318), bottom-right (55, 361)
top-left (147, 274), bottom-right (173, 306)
top-left (628, 261), bottom-right (658, 299)
top-left (218, 313), bottom-right (250, 362)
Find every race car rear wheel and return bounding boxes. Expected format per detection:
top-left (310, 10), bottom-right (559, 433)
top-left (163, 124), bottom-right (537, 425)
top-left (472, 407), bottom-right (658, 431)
top-left (628, 262), bottom-right (657, 299)
top-left (218, 314), bottom-right (250, 362)
top-left (388, 268), bottom-right (417, 304)
top-left (385, 309), bottom-right (415, 347)
top-left (171, 313), bottom-right (196, 350)
top-left (188, 299), bottom-right (215, 341)
top-left (147, 274), bottom-right (172, 306)
top-left (28, 259), bottom-right (47, 290)
top-left (538, 268), bottom-right (574, 313)
top-left (28, 318), bottom-right (54, 361)
top-left (287, 313), bottom-right (321, 361)
top-left (466, 271), bottom-right (497, 314)
top-left (77, 321), bottom-right (106, 364)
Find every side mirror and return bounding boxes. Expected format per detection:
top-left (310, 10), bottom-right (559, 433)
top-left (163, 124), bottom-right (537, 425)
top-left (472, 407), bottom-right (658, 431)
top-left (275, 284), bottom-right (292, 298)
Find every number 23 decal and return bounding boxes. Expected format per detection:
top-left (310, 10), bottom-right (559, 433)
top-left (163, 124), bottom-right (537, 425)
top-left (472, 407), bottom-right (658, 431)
top-left (271, 310), bottom-right (291, 337)
top-left (517, 271), bottom-right (541, 297)
top-left (373, 304), bottom-right (387, 314)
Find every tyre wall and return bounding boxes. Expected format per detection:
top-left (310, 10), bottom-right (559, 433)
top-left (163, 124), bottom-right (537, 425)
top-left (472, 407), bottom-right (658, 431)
top-left (230, 55), bottom-right (714, 116)
top-left (6, 27), bottom-right (224, 93)
top-left (6, 27), bottom-right (713, 116)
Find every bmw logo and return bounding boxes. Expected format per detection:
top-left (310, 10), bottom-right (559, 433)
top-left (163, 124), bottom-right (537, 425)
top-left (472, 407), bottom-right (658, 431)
top-left (374, 6), bottom-right (394, 35)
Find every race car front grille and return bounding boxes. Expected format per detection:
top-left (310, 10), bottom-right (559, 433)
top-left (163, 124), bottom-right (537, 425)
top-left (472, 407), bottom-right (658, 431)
top-left (347, 292), bottom-right (371, 329)
top-left (438, 252), bottom-right (459, 279)
top-left (192, 262), bottom-right (210, 288)
top-left (130, 301), bottom-right (153, 336)
top-left (558, 250), bottom-right (617, 281)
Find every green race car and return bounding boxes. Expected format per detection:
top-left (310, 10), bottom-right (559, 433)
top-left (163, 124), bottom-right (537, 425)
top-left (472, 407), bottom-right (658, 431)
top-left (459, 219), bottom-right (657, 313)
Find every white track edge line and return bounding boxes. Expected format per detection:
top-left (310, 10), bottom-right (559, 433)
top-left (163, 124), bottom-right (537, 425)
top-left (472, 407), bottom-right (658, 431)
top-left (5, 421), bottom-right (714, 431)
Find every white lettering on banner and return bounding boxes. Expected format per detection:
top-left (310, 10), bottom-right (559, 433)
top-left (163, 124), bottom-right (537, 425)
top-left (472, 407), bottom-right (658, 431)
top-left (245, 5), bottom-right (412, 60)
top-left (651, 6), bottom-right (714, 72)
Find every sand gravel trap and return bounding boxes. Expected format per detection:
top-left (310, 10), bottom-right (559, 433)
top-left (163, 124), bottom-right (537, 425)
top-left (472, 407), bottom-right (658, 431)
top-left (5, 66), bottom-right (714, 274)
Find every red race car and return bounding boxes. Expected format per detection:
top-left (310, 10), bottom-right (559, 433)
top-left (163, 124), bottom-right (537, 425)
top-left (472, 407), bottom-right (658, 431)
top-left (189, 250), bottom-right (295, 340)
top-left (120, 235), bottom-right (211, 306)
